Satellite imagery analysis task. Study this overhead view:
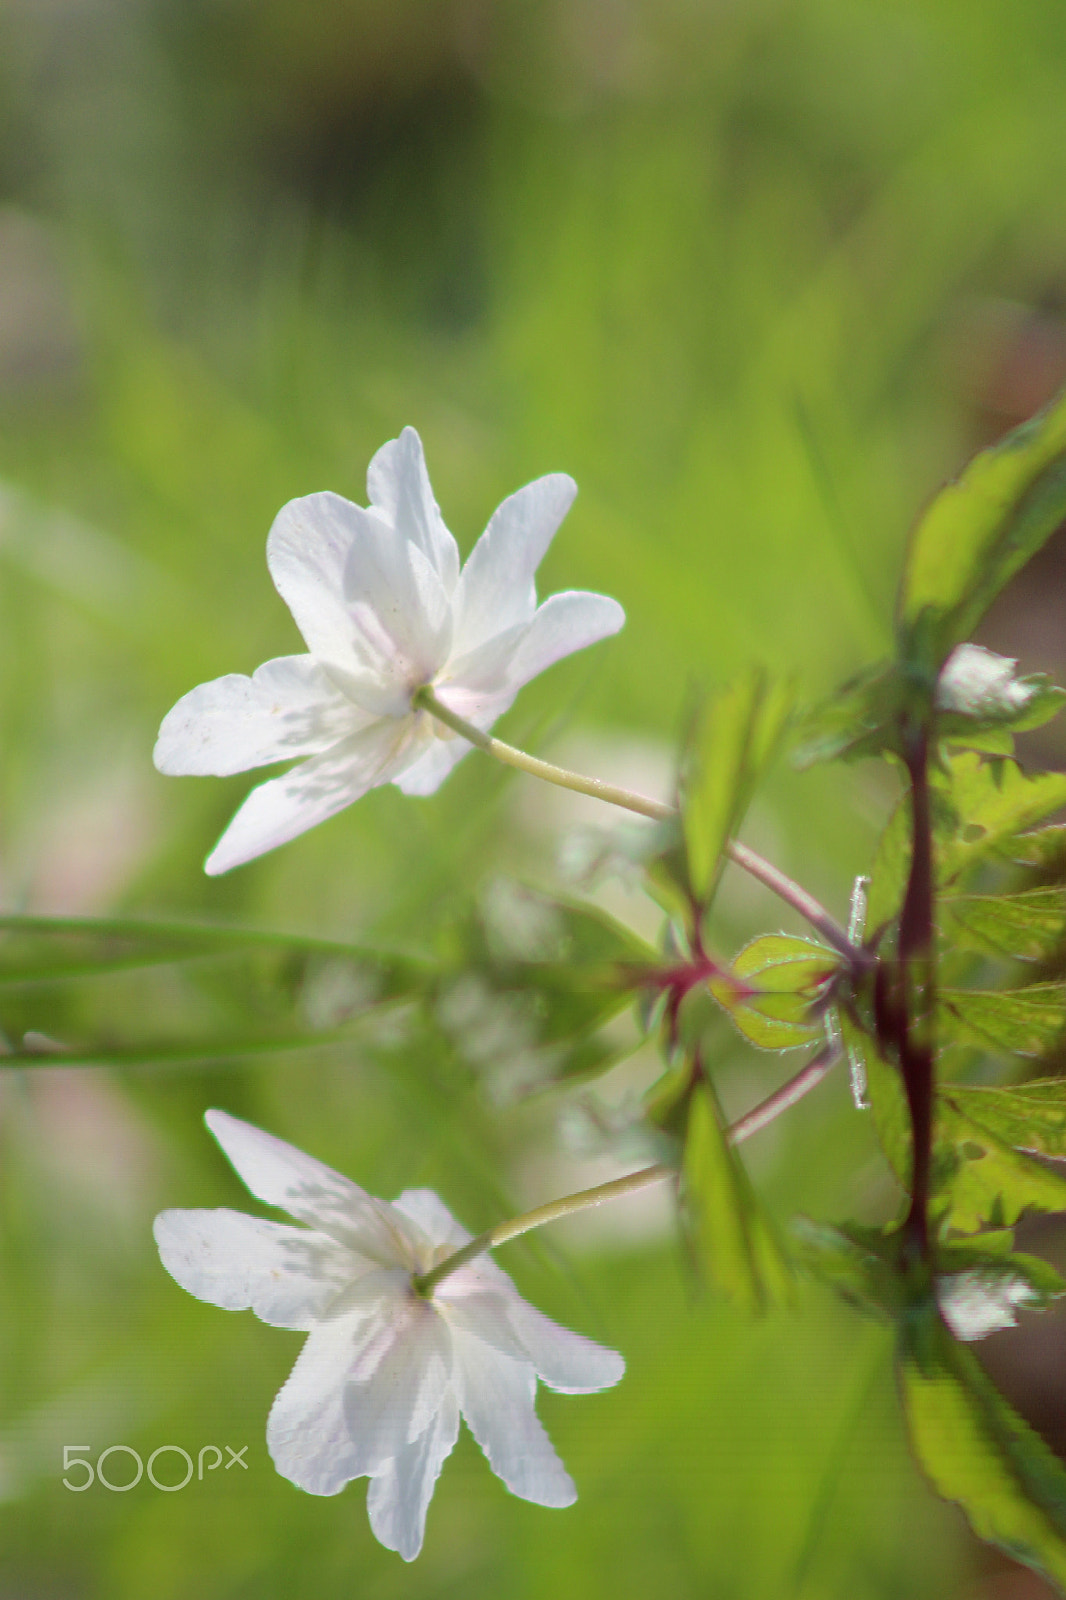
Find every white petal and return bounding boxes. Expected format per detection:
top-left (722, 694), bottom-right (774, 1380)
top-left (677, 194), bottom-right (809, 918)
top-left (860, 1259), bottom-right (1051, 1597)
top-left (366, 428), bottom-right (460, 595)
top-left (452, 474), bottom-right (577, 654)
top-left (366, 1389), bottom-right (460, 1561)
top-left (391, 734), bottom-right (476, 798)
top-left (442, 621), bottom-right (531, 695)
top-left (203, 1110), bottom-right (410, 1265)
top-left (341, 532), bottom-right (453, 697)
top-left (391, 1188), bottom-right (472, 1250)
top-left (435, 1272), bottom-right (621, 1390)
top-left (342, 1297), bottom-right (453, 1470)
top-left (937, 1270), bottom-right (1038, 1341)
top-left (153, 656), bottom-right (362, 777)
top-left (267, 1280), bottom-right (401, 1495)
top-left (267, 491), bottom-right (452, 697)
top-left (504, 1301), bottom-right (625, 1393)
top-left (153, 1207), bottom-right (352, 1329)
top-left (453, 1330), bottom-right (576, 1508)
top-left (504, 591), bottom-right (625, 691)
top-left (203, 719), bottom-right (422, 875)
top-left (266, 491), bottom-right (373, 671)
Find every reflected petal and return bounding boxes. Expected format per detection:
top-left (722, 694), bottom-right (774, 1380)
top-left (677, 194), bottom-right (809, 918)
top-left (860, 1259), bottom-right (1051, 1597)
top-left (204, 1110), bottom-right (410, 1265)
top-left (342, 1298), bottom-right (452, 1470)
top-left (268, 491), bottom-right (451, 698)
top-left (153, 1207), bottom-right (353, 1329)
top-left (154, 655), bottom-right (361, 777)
top-left (366, 428), bottom-right (460, 594)
top-left (266, 1280), bottom-right (400, 1495)
top-left (203, 719), bottom-right (421, 875)
top-left (505, 591), bottom-right (625, 690)
top-left (366, 1389), bottom-right (461, 1561)
top-left (453, 1330), bottom-right (575, 1508)
top-left (452, 474), bottom-right (576, 654)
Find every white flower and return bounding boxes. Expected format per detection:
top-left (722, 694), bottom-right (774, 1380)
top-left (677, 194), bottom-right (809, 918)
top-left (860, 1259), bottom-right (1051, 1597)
top-left (154, 1110), bottom-right (625, 1561)
top-left (937, 1269), bottom-right (1038, 1341)
top-left (154, 429), bottom-right (625, 873)
top-left (935, 643), bottom-right (1033, 718)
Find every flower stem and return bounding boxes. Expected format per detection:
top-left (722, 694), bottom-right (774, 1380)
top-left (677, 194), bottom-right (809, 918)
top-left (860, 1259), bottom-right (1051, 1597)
top-left (412, 1040), bottom-right (840, 1297)
top-left (413, 686), bottom-right (854, 959)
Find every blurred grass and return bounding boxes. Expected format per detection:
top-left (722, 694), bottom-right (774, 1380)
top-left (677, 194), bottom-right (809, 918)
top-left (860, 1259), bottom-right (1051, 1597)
top-left (5, 0), bottom-right (1066, 1593)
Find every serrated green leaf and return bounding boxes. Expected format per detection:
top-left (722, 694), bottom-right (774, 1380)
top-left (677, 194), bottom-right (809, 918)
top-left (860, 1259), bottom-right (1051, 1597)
top-left (901, 1304), bottom-right (1066, 1589)
top-left (948, 1081), bottom-right (1066, 1159)
top-left (999, 825), bottom-right (1066, 873)
top-left (681, 669), bottom-right (794, 906)
top-left (868, 754), bottom-right (1066, 932)
top-left (934, 1092), bottom-right (1066, 1233)
top-left (940, 888), bottom-right (1066, 962)
top-left (899, 384), bottom-right (1066, 676)
top-left (940, 984), bottom-right (1066, 1058)
top-left (937, 754), bottom-right (1066, 887)
top-left (839, 1016), bottom-right (1066, 1232)
top-left (680, 1080), bottom-right (792, 1310)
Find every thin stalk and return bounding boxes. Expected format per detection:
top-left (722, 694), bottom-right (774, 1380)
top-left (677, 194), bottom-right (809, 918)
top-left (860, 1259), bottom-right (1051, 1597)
top-left (413, 1041), bottom-right (840, 1296)
top-left (413, 686), bottom-right (854, 959)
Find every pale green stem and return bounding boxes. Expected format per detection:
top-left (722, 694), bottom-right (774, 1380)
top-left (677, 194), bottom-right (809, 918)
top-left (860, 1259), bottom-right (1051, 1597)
top-left (413, 1041), bottom-right (840, 1297)
top-left (413, 685), bottom-right (854, 959)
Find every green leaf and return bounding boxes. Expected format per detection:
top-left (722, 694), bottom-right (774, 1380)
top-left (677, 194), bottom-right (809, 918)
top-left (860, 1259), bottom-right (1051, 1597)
top-left (867, 753), bottom-right (1066, 931)
top-left (938, 681), bottom-right (1066, 751)
top-left (794, 1217), bottom-right (1064, 1334)
top-left (948, 1081), bottom-right (1066, 1159)
top-left (940, 887), bottom-right (1066, 963)
top-left (898, 383), bottom-right (1066, 676)
top-left (792, 661), bottom-right (903, 768)
top-left (839, 1017), bottom-right (1066, 1232)
top-left (0, 915), bottom-right (426, 1068)
top-left (933, 1091), bottom-right (1066, 1233)
top-left (937, 754), bottom-right (1066, 887)
top-left (680, 1080), bottom-right (793, 1310)
top-left (940, 984), bottom-right (1066, 1059)
top-left (999, 825), bottom-right (1066, 874)
top-left (731, 933), bottom-right (840, 991)
top-left (900, 1303), bottom-right (1066, 1589)
top-left (865, 776), bottom-right (912, 934)
top-left (438, 884), bottom-right (657, 1091)
top-left (0, 913), bottom-right (417, 988)
top-left (681, 669), bottom-right (794, 906)
top-left (790, 1216), bottom-right (903, 1318)
top-left (838, 1015), bottom-right (911, 1185)
top-left (708, 934), bottom-right (838, 1052)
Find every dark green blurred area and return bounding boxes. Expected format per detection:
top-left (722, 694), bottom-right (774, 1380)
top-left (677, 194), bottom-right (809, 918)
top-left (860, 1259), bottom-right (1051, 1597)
top-left (3, 0), bottom-right (1066, 1594)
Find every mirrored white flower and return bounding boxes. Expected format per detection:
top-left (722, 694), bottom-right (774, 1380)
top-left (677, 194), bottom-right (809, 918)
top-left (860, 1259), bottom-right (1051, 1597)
top-left (937, 1268), bottom-right (1039, 1341)
top-left (935, 642), bottom-right (1034, 718)
top-left (154, 428), bottom-right (625, 873)
top-left (154, 1110), bottom-right (625, 1561)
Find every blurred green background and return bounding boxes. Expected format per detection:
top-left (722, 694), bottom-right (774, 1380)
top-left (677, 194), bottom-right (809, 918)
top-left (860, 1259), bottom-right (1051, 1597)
top-left (4, 0), bottom-right (1066, 1594)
